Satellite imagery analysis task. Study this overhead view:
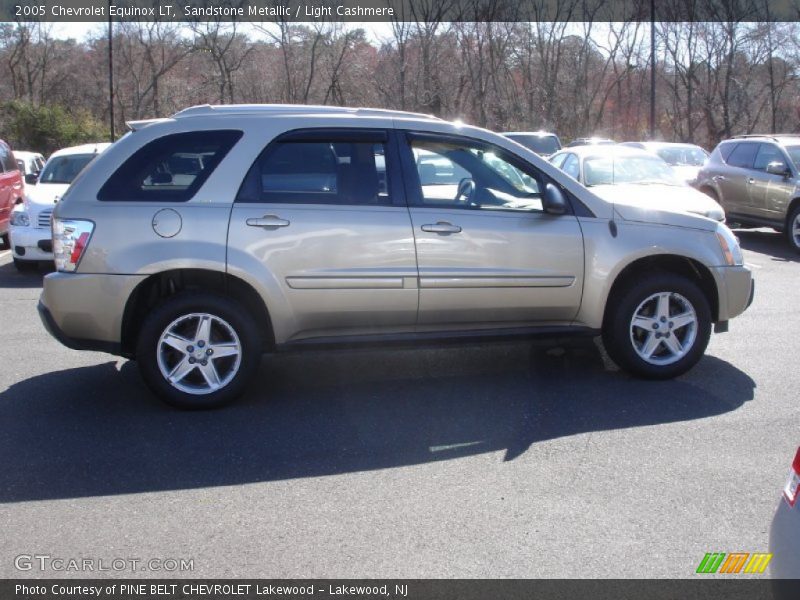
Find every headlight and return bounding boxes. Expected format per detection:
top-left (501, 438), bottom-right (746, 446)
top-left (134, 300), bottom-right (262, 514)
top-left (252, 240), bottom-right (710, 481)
top-left (10, 210), bottom-right (30, 227)
top-left (715, 223), bottom-right (744, 266)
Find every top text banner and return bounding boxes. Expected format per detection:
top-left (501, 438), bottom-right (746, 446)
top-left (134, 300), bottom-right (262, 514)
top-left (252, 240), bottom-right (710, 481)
top-left (2, 0), bottom-right (800, 23)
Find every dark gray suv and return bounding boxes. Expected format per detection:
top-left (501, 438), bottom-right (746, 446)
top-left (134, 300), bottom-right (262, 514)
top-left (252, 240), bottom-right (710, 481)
top-left (695, 135), bottom-right (800, 252)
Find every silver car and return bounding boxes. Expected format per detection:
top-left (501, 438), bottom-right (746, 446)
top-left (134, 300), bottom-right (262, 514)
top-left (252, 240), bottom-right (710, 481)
top-left (39, 105), bottom-right (754, 408)
top-left (619, 141), bottom-right (709, 184)
top-left (549, 145), bottom-right (726, 222)
top-left (770, 447), bottom-right (800, 585)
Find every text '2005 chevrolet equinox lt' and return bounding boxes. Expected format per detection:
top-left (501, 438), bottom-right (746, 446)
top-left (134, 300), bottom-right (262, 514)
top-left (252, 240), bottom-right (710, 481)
top-left (39, 105), bottom-right (755, 408)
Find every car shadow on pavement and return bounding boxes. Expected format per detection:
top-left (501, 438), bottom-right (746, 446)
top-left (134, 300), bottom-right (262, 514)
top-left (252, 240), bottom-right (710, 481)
top-left (736, 229), bottom-right (800, 262)
top-left (0, 260), bottom-right (51, 289)
top-left (0, 340), bottom-right (755, 503)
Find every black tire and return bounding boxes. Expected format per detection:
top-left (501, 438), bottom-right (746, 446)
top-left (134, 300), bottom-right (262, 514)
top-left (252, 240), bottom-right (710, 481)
top-left (602, 272), bottom-right (712, 379)
top-left (1, 232), bottom-right (9, 250)
top-left (787, 204), bottom-right (800, 254)
top-left (13, 257), bottom-right (37, 272)
top-left (136, 292), bottom-right (262, 409)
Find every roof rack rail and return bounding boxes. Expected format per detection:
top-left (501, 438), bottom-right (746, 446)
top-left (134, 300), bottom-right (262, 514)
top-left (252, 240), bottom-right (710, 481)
top-left (732, 133), bottom-right (800, 142)
top-left (172, 104), bottom-right (442, 121)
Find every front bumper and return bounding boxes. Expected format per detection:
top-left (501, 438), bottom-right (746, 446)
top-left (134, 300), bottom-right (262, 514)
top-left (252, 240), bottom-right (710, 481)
top-left (710, 264), bottom-right (754, 322)
top-left (9, 225), bottom-right (53, 261)
top-left (39, 271), bottom-right (146, 356)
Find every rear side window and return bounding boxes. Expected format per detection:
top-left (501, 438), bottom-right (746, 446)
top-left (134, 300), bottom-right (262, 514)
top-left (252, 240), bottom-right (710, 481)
top-left (718, 143), bottom-right (737, 162)
top-left (98, 130), bottom-right (242, 202)
top-left (549, 153), bottom-right (567, 168)
top-left (237, 139), bottom-right (390, 206)
top-left (726, 143), bottom-right (758, 169)
top-left (562, 154), bottom-right (580, 179)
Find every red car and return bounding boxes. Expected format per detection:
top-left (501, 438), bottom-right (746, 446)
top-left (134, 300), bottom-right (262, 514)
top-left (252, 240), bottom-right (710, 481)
top-left (0, 139), bottom-right (24, 249)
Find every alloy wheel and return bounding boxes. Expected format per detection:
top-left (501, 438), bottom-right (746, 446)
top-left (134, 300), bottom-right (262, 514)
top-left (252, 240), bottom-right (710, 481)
top-left (156, 313), bottom-right (242, 395)
top-left (629, 292), bottom-right (698, 366)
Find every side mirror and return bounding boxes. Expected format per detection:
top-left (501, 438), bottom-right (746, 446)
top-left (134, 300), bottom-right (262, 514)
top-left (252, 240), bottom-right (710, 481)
top-left (766, 161), bottom-right (791, 178)
top-left (542, 182), bottom-right (568, 215)
top-left (24, 173), bottom-right (38, 185)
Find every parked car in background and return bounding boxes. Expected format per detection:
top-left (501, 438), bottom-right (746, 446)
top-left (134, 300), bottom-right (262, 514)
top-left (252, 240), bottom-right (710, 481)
top-left (38, 104), bottom-right (752, 408)
top-left (0, 139), bottom-right (24, 249)
top-left (503, 131), bottom-right (562, 156)
top-left (9, 143), bottom-right (110, 270)
top-left (620, 141), bottom-right (709, 184)
top-left (769, 446), bottom-right (800, 584)
top-left (566, 137), bottom-right (616, 148)
top-left (14, 151), bottom-right (46, 181)
top-left (694, 134), bottom-right (800, 252)
top-left (549, 145), bottom-right (725, 221)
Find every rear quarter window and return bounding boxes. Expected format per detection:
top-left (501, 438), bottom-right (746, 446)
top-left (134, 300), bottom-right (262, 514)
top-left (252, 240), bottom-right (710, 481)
top-left (717, 142), bottom-right (737, 163)
top-left (725, 143), bottom-right (759, 169)
top-left (98, 130), bottom-right (242, 202)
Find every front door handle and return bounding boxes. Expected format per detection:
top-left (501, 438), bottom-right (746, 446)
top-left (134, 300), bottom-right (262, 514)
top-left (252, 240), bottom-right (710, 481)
top-left (246, 215), bottom-right (290, 228)
top-left (421, 221), bottom-right (462, 234)
top-left (747, 178), bottom-right (756, 185)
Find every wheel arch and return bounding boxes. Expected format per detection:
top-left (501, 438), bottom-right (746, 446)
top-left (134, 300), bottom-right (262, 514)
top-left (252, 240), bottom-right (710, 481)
top-left (784, 197), bottom-right (800, 233)
top-left (120, 268), bottom-right (274, 357)
top-left (603, 254), bottom-right (720, 328)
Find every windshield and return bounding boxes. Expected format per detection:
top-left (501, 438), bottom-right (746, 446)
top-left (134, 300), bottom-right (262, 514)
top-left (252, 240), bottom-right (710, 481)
top-left (583, 156), bottom-right (681, 186)
top-left (507, 135), bottom-right (561, 155)
top-left (785, 146), bottom-right (800, 169)
top-left (38, 154), bottom-right (97, 184)
top-left (655, 146), bottom-right (708, 167)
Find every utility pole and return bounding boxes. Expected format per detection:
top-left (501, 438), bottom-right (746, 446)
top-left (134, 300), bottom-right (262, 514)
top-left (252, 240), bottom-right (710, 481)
top-left (765, 3), bottom-right (776, 132)
top-left (650, 0), bottom-right (656, 139)
top-left (108, 0), bottom-right (115, 142)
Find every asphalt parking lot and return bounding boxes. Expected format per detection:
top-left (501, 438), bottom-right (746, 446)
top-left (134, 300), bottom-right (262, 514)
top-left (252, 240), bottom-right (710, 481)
top-left (0, 229), bottom-right (797, 579)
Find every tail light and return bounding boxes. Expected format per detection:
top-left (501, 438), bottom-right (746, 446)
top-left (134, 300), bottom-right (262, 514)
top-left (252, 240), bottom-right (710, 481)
top-left (783, 447), bottom-right (800, 508)
top-left (53, 218), bottom-right (94, 272)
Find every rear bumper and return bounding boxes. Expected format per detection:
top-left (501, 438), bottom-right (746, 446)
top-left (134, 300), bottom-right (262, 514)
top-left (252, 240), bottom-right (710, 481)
top-left (38, 301), bottom-right (120, 354)
top-left (39, 271), bottom-right (146, 355)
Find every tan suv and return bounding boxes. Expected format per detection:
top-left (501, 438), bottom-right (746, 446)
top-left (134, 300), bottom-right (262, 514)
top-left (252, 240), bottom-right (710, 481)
top-left (39, 105), bottom-right (754, 408)
top-left (695, 134), bottom-right (800, 252)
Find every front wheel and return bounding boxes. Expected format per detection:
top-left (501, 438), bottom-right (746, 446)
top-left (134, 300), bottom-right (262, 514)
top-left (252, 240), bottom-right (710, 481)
top-left (602, 273), bottom-right (712, 379)
top-left (136, 292), bottom-right (262, 409)
top-left (787, 204), bottom-right (800, 254)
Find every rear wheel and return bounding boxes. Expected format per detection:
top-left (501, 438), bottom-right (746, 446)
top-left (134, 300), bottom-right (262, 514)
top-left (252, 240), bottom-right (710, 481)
top-left (602, 272), bottom-right (712, 379)
top-left (1, 232), bottom-right (9, 249)
top-left (787, 204), bottom-right (800, 253)
top-left (136, 292), bottom-right (261, 409)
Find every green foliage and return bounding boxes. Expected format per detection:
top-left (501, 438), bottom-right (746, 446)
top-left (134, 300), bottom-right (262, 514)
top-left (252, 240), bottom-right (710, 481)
top-left (0, 101), bottom-right (109, 156)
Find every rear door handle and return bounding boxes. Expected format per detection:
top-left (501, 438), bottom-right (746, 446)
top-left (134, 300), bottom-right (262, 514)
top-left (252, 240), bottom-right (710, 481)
top-left (713, 175), bottom-right (726, 182)
top-left (421, 221), bottom-right (462, 234)
top-left (747, 178), bottom-right (755, 185)
top-left (246, 215), bottom-right (290, 228)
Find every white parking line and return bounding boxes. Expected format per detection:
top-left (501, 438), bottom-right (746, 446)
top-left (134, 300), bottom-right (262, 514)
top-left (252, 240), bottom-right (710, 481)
top-left (0, 250), bottom-right (10, 258)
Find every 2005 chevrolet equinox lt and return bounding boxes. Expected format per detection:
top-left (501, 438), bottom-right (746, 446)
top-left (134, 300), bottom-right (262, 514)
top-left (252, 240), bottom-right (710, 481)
top-left (39, 105), bottom-right (754, 408)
